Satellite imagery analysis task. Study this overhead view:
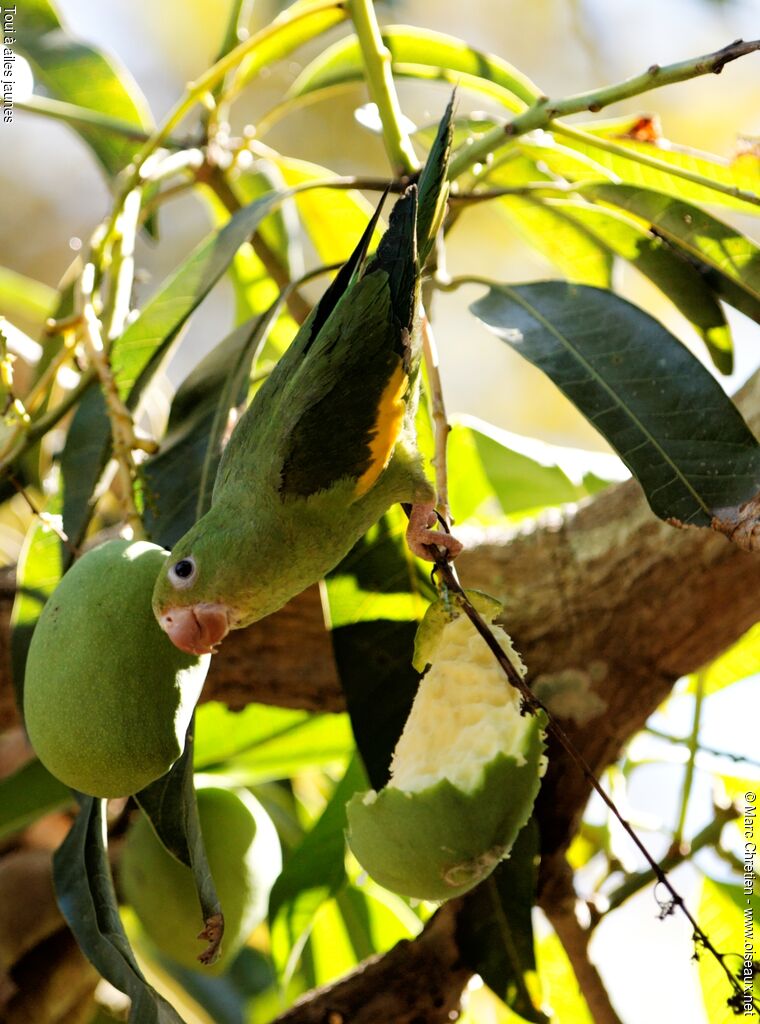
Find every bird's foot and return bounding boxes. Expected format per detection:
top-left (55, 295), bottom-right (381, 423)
top-left (405, 503), bottom-right (463, 561)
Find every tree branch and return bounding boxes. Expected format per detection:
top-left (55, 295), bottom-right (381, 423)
top-left (447, 37), bottom-right (760, 202)
top-left (271, 900), bottom-right (469, 1024)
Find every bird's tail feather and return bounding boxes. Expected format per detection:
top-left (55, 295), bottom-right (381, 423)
top-left (302, 188), bottom-right (389, 354)
top-left (415, 92), bottom-right (455, 266)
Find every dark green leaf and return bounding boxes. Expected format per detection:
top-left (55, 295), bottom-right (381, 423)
top-left (288, 26), bottom-right (539, 111)
top-left (579, 184), bottom-right (760, 310)
top-left (326, 510), bottom-right (435, 789)
top-left (134, 718), bottom-right (223, 965)
top-left (0, 758), bottom-right (72, 839)
top-left (269, 756), bottom-right (366, 980)
top-left (143, 307), bottom-right (278, 548)
top-left (14, 0), bottom-right (153, 177)
top-left (53, 795), bottom-right (185, 1023)
top-left (59, 384), bottom-right (108, 559)
top-left (558, 201), bottom-right (732, 373)
top-left (458, 822), bottom-right (547, 1023)
top-left (470, 282), bottom-right (760, 527)
top-left (10, 510), bottom-right (64, 709)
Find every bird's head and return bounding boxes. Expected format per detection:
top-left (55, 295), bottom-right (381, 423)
top-left (152, 526), bottom-right (236, 656)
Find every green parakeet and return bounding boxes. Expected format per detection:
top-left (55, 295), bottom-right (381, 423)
top-left (153, 100), bottom-right (461, 656)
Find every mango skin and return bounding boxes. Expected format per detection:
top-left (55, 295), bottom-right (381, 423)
top-left (346, 712), bottom-right (546, 901)
top-left (121, 786), bottom-right (282, 972)
top-left (23, 540), bottom-right (210, 798)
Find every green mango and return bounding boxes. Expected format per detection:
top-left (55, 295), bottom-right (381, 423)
top-left (23, 539), bottom-right (210, 798)
top-left (346, 593), bottom-right (547, 901)
top-left (121, 785), bottom-right (282, 972)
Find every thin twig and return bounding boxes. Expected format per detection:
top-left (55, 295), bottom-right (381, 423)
top-left (600, 802), bottom-right (739, 917)
top-left (447, 37), bottom-right (760, 186)
top-left (77, 266), bottom-right (148, 540)
top-left (645, 726), bottom-right (760, 769)
top-left (420, 315), bottom-right (452, 525)
top-left (415, 537), bottom-right (758, 1015)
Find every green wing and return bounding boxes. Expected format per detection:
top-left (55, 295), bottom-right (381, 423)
top-left (278, 190), bottom-right (419, 499)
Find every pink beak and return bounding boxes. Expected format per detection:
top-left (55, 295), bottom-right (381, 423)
top-left (158, 604), bottom-right (230, 656)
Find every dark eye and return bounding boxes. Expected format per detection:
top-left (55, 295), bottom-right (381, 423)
top-left (168, 556), bottom-right (197, 588)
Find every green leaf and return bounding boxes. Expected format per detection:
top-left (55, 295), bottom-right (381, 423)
top-left (579, 184), bottom-right (760, 310)
top-left (326, 510), bottom-right (436, 789)
top-left (697, 878), bottom-right (758, 1023)
top-left (516, 138), bottom-right (617, 185)
top-left (59, 383), bottom-right (108, 557)
top-left (0, 266), bottom-right (57, 323)
top-left (53, 795), bottom-right (185, 1023)
top-left (689, 622), bottom-right (760, 696)
top-left (269, 756), bottom-right (366, 982)
top-left (0, 758), bottom-right (72, 839)
top-left (536, 930), bottom-right (593, 1023)
top-left (447, 421), bottom-right (590, 523)
top-left (288, 26), bottom-right (540, 111)
top-left (10, 509), bottom-right (64, 709)
top-left (233, 0), bottom-right (347, 92)
top-left (498, 197), bottom-right (612, 287)
top-left (112, 189), bottom-right (294, 400)
top-left (272, 156), bottom-right (380, 267)
top-left (143, 307), bottom-right (279, 548)
top-left (557, 201), bottom-right (732, 373)
top-left (470, 282), bottom-right (760, 527)
top-left (14, 0), bottom-right (153, 178)
top-left (194, 702), bottom-right (354, 781)
top-left (557, 121), bottom-right (760, 215)
top-left (134, 718), bottom-right (223, 967)
top-left (61, 187), bottom-right (294, 552)
top-left (457, 822), bottom-right (547, 1023)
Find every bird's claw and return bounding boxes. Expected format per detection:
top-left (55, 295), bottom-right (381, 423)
top-left (405, 503), bottom-right (463, 562)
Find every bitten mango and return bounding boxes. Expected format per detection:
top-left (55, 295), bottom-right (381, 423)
top-left (347, 591), bottom-right (547, 901)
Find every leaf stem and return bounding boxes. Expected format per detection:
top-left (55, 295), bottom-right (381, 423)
top-left (673, 670), bottom-right (706, 848)
top-left (77, 267), bottom-right (148, 540)
top-left (552, 121), bottom-right (760, 209)
top-left (347, 0), bottom-right (418, 176)
top-left (16, 95), bottom-right (180, 145)
top-left (447, 37), bottom-right (760, 183)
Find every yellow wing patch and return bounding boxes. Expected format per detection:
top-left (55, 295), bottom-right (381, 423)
top-left (354, 361), bottom-right (408, 497)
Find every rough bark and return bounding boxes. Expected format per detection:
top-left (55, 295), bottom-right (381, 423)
top-left (271, 900), bottom-right (470, 1024)
top-left (3, 374), bottom-right (760, 1022)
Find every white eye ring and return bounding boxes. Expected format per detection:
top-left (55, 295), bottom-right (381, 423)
top-left (168, 556), bottom-right (197, 589)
